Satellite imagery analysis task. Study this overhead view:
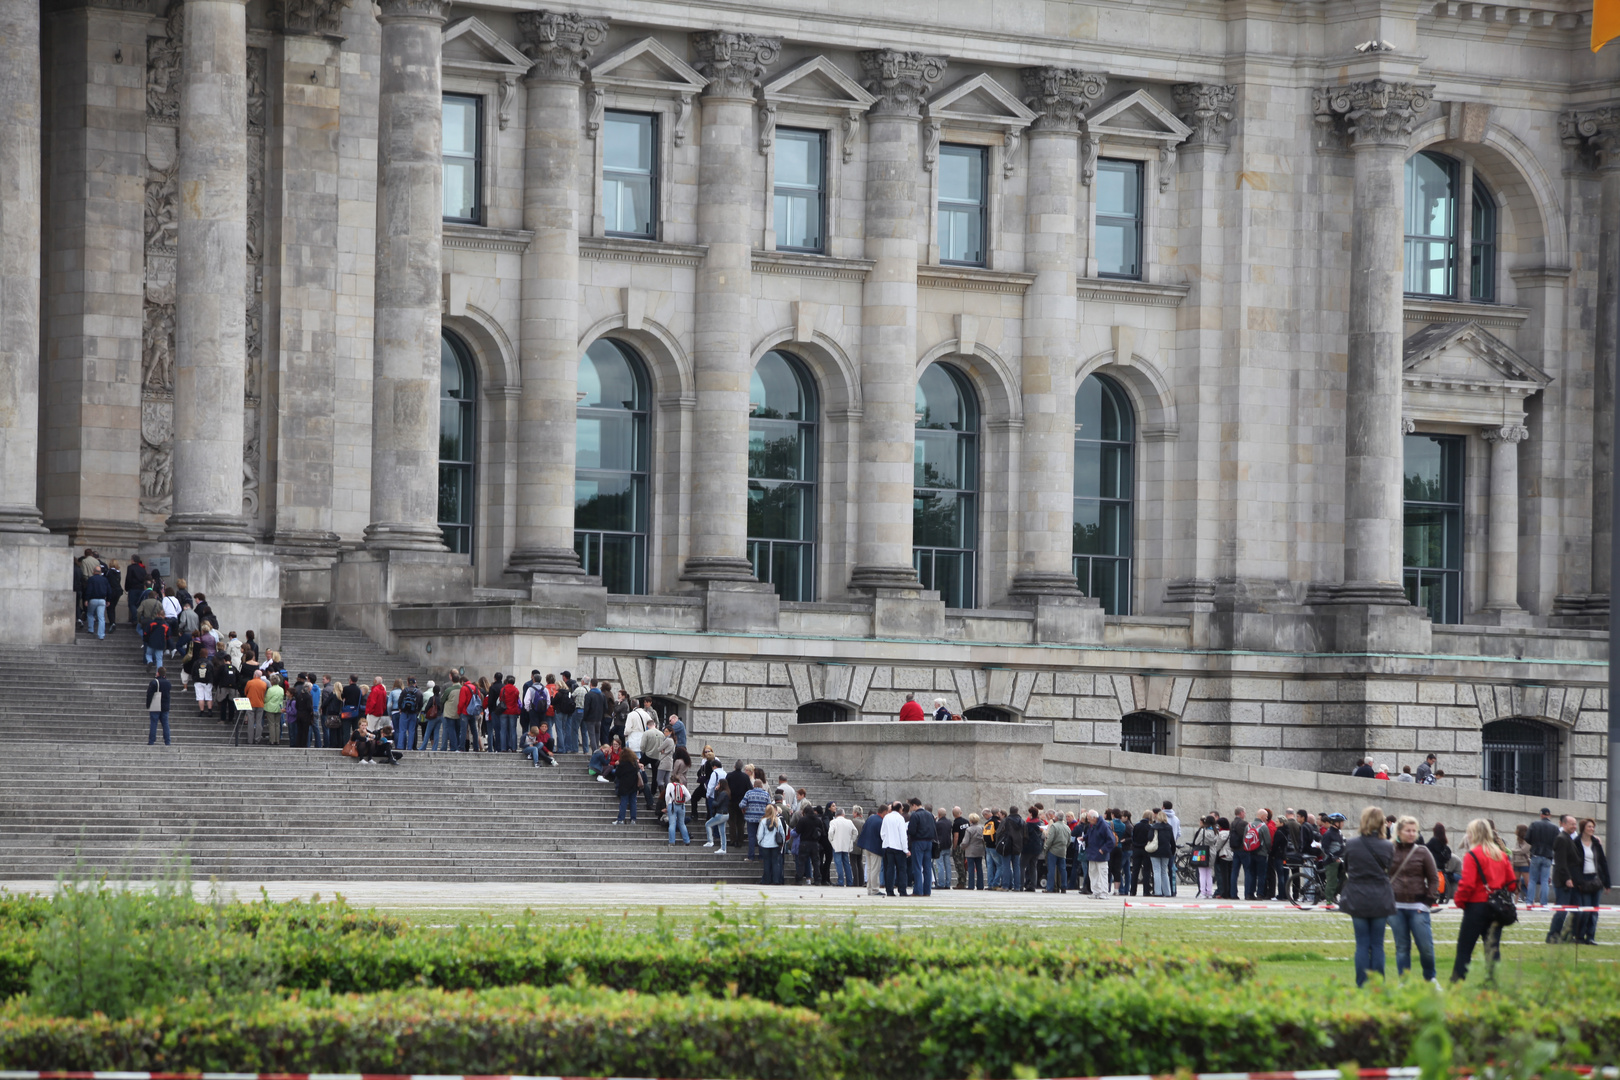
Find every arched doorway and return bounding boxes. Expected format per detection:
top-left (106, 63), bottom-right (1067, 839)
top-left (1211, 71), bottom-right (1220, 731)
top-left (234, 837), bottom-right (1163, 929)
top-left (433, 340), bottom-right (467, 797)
top-left (438, 330), bottom-right (477, 555)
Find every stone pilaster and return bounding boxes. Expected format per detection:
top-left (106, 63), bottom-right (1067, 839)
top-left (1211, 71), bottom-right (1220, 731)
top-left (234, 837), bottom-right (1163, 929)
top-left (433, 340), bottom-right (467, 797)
top-left (850, 49), bottom-right (945, 634)
top-left (0, 0), bottom-right (72, 644)
top-left (167, 0), bottom-right (252, 543)
top-left (1313, 80), bottom-right (1433, 651)
top-left (363, 0), bottom-right (448, 551)
top-left (268, 0), bottom-right (350, 570)
top-left (41, 0), bottom-right (151, 549)
top-left (509, 10), bottom-right (607, 592)
top-left (683, 30), bottom-right (779, 606)
top-left (1480, 424), bottom-right (1530, 624)
top-left (1010, 67), bottom-right (1104, 642)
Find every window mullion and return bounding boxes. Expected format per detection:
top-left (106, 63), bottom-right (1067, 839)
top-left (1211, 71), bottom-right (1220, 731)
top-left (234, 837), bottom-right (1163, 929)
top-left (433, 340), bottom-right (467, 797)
top-left (1456, 161), bottom-right (1474, 302)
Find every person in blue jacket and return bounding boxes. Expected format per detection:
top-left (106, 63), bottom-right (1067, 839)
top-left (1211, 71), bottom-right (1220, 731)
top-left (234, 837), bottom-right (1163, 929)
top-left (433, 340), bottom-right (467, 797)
top-left (857, 804), bottom-right (886, 896)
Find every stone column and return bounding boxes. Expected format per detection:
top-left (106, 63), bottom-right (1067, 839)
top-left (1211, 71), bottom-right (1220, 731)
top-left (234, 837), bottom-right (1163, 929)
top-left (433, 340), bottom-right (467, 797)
top-left (1582, 110), bottom-right (1620, 607)
top-left (1480, 424), bottom-right (1530, 623)
top-left (1313, 80), bottom-right (1432, 651)
top-left (1011, 67), bottom-right (1104, 643)
top-left (41, 0), bottom-right (150, 548)
top-left (851, 49), bottom-right (944, 635)
top-left (363, 0), bottom-right (447, 551)
top-left (166, 0), bottom-right (252, 542)
top-left (683, 31), bottom-right (782, 631)
top-left (267, 0), bottom-right (353, 571)
top-left (509, 11), bottom-right (607, 601)
top-left (0, 0), bottom-right (71, 643)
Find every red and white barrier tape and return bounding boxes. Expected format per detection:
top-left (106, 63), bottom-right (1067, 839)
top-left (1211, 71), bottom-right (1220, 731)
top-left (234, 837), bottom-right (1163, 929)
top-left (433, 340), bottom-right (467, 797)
top-left (2, 1069), bottom-right (1616, 1080)
top-left (1122, 900), bottom-right (1619, 912)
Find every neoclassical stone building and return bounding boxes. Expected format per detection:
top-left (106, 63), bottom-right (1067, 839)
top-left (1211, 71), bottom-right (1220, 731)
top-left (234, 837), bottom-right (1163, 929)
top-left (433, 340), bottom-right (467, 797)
top-left (1, 0), bottom-right (1617, 802)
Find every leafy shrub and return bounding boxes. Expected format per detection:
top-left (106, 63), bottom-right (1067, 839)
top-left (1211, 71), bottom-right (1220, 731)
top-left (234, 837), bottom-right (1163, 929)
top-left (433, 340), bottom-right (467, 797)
top-left (22, 864), bottom-right (277, 1020)
top-left (0, 985), bottom-right (835, 1078)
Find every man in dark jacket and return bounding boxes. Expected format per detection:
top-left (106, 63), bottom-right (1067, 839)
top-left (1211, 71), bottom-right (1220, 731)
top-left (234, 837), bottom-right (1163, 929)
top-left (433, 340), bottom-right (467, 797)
top-left (906, 799), bottom-right (935, 896)
top-left (857, 805), bottom-right (886, 895)
top-left (796, 805), bottom-right (827, 885)
top-left (726, 761), bottom-right (751, 846)
top-left (1526, 808), bottom-right (1561, 907)
top-left (1023, 811), bottom-right (1044, 891)
top-left (124, 556), bottom-right (149, 627)
top-left (1084, 812), bottom-right (1116, 897)
top-left (83, 565), bottom-right (112, 640)
top-left (1131, 812), bottom-right (1157, 895)
top-left (580, 680), bottom-right (606, 756)
top-left (146, 665), bottom-right (172, 745)
top-left (1352, 758), bottom-right (1376, 778)
top-left (1548, 815), bottom-right (1583, 942)
top-left (998, 806), bottom-right (1025, 891)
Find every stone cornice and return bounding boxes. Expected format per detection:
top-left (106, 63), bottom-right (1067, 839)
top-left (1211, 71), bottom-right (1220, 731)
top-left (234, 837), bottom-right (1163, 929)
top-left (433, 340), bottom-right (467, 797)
top-left (859, 49), bottom-right (946, 118)
top-left (1076, 277), bottom-right (1189, 307)
top-left (1020, 67), bottom-right (1106, 134)
top-left (1403, 297), bottom-right (1529, 328)
top-left (1172, 83), bottom-right (1236, 147)
top-left (751, 249), bottom-right (874, 282)
top-left (691, 31), bottom-right (780, 100)
top-left (1313, 80), bottom-right (1434, 149)
top-left (442, 223), bottom-right (533, 253)
top-left (271, 0), bottom-right (351, 36)
top-left (376, 0), bottom-right (445, 22)
top-left (919, 265), bottom-right (1037, 295)
top-left (517, 10), bottom-right (609, 84)
top-left (581, 235), bottom-right (707, 268)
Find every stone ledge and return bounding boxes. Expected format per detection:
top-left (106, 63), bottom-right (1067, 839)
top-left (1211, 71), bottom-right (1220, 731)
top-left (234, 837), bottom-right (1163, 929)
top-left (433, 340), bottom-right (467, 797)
top-left (442, 223), bottom-right (533, 253)
top-left (751, 249), bottom-right (874, 281)
top-left (580, 236), bottom-right (707, 267)
top-left (1404, 297), bottom-right (1530, 328)
top-left (1076, 277), bottom-right (1189, 306)
top-left (919, 265), bottom-right (1037, 295)
top-left (790, 719), bottom-right (1049, 746)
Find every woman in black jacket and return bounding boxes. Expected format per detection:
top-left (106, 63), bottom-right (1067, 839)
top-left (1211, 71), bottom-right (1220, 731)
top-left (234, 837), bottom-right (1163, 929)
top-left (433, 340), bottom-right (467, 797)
top-left (610, 752), bottom-right (644, 825)
top-left (1338, 805), bottom-right (1396, 987)
top-left (1130, 813), bottom-right (1157, 895)
top-left (1570, 819), bottom-right (1610, 944)
top-left (999, 806), bottom-right (1025, 891)
top-left (1427, 822), bottom-right (1455, 900)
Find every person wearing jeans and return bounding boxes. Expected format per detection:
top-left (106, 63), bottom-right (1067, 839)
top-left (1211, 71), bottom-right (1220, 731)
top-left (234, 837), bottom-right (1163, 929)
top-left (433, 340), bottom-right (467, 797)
top-left (705, 786), bottom-right (731, 853)
top-left (757, 808), bottom-right (785, 885)
top-left (1388, 815), bottom-right (1440, 981)
top-left (610, 753), bottom-right (641, 825)
top-left (666, 779), bottom-right (691, 844)
top-left (1338, 806), bottom-right (1397, 987)
top-left (146, 666), bottom-right (172, 746)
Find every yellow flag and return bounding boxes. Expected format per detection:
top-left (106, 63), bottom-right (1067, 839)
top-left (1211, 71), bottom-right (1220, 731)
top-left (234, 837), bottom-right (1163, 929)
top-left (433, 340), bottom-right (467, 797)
top-left (1596, 0), bottom-right (1620, 51)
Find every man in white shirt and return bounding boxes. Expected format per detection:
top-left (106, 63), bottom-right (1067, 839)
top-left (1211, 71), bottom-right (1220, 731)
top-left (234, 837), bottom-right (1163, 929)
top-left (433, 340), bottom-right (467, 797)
top-left (624, 697), bottom-right (656, 753)
top-left (827, 809), bottom-right (859, 887)
top-left (880, 800), bottom-right (911, 897)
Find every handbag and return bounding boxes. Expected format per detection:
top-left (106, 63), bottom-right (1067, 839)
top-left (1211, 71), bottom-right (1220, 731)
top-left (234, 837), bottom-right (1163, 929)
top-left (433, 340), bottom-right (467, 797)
top-left (1144, 834), bottom-right (1159, 855)
top-left (341, 739), bottom-right (359, 759)
top-left (1191, 847), bottom-right (1210, 866)
top-left (1470, 850), bottom-right (1519, 926)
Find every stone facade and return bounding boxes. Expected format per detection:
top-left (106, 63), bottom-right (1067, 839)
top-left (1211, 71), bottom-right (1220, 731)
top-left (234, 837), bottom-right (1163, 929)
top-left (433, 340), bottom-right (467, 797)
top-left (1, 0), bottom-right (1616, 803)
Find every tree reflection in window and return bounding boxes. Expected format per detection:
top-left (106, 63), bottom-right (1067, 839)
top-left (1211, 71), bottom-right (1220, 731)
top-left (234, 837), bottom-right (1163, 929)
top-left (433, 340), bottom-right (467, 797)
top-left (748, 351), bottom-right (817, 601)
top-left (575, 338), bottom-right (649, 595)
top-left (913, 363), bottom-right (978, 609)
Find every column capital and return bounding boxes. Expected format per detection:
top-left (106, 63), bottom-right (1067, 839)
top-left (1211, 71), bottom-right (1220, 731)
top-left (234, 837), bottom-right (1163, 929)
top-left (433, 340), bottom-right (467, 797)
top-left (375, 0), bottom-right (445, 24)
top-left (1313, 80), bottom-right (1433, 150)
top-left (517, 10), bottom-right (608, 84)
top-left (1559, 108), bottom-right (1620, 171)
top-left (1483, 424), bottom-right (1530, 445)
top-left (859, 49), bottom-right (946, 118)
top-left (691, 31), bottom-right (779, 100)
top-left (270, 0), bottom-right (351, 35)
top-left (1172, 83), bottom-right (1237, 146)
top-left (1019, 67), bottom-right (1106, 134)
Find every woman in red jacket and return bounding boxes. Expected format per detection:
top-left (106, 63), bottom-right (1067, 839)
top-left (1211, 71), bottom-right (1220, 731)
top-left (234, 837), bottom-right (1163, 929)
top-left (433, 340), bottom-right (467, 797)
top-left (1451, 818), bottom-right (1518, 984)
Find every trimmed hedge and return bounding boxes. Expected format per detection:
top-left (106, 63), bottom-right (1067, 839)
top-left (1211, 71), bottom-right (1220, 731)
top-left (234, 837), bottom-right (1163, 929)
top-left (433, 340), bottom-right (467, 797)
top-left (0, 915), bottom-right (1252, 1004)
top-left (0, 986), bottom-right (834, 1078)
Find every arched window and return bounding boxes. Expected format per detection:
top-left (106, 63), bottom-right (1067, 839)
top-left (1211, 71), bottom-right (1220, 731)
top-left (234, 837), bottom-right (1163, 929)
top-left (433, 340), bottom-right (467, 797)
top-left (796, 701), bottom-right (849, 724)
top-left (438, 331), bottom-right (477, 555)
top-left (963, 705), bottom-right (1012, 723)
top-left (1404, 151), bottom-right (1457, 297)
top-left (1120, 711), bottom-right (1169, 755)
top-left (1482, 718), bottom-right (1558, 798)
top-left (1471, 175), bottom-right (1496, 302)
top-left (748, 351), bottom-right (817, 602)
top-left (1074, 374), bottom-right (1134, 615)
top-left (914, 363), bottom-right (979, 609)
top-left (575, 338), bottom-right (649, 595)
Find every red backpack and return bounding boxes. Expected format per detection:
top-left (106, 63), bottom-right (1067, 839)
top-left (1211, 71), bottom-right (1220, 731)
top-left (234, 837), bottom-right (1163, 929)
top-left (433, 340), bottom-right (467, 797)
top-left (1243, 823), bottom-right (1263, 852)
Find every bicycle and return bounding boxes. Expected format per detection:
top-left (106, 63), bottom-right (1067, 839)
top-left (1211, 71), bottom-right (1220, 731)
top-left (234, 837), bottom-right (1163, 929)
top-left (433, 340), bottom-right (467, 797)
top-left (1175, 848), bottom-right (1199, 886)
top-left (1286, 857), bottom-right (1324, 908)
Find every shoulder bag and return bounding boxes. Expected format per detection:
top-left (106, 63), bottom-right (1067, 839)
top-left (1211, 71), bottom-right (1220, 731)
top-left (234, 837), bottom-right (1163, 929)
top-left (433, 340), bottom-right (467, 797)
top-left (341, 739), bottom-right (359, 759)
top-left (1469, 850), bottom-right (1519, 926)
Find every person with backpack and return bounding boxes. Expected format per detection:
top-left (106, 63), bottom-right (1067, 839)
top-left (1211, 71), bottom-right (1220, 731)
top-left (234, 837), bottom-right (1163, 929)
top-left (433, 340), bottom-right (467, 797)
top-left (290, 673), bottom-right (315, 748)
top-left (1451, 817), bottom-right (1519, 983)
top-left (1321, 812), bottom-right (1347, 902)
top-left (394, 677), bottom-right (423, 752)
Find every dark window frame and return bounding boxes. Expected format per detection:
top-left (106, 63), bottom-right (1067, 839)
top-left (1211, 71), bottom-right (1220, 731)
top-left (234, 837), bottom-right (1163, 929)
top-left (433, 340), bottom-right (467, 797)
top-left (603, 109), bottom-right (659, 240)
top-left (937, 143), bottom-right (988, 268)
top-left (748, 350), bottom-right (819, 602)
top-left (1470, 174), bottom-right (1497, 303)
top-left (441, 93), bottom-right (483, 225)
top-left (913, 362), bottom-right (980, 610)
top-left (1073, 373), bottom-right (1135, 616)
top-left (1402, 432), bottom-right (1465, 625)
top-left (1403, 150), bottom-right (1458, 299)
top-left (1482, 718), bottom-right (1558, 798)
top-left (1095, 157), bottom-right (1144, 280)
top-left (1120, 711), bottom-right (1169, 755)
top-left (574, 337), bottom-right (651, 595)
top-left (438, 330), bottom-right (478, 556)
top-left (796, 702), bottom-right (849, 724)
top-left (962, 705), bottom-right (1014, 723)
top-left (772, 127), bottom-right (828, 255)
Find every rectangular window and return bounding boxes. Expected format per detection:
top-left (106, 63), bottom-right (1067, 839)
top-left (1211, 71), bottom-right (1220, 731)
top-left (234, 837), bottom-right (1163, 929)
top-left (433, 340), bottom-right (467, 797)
top-left (603, 111), bottom-right (657, 238)
top-left (1470, 177), bottom-right (1496, 303)
top-left (442, 94), bottom-right (481, 223)
top-left (937, 144), bottom-right (987, 266)
top-left (1402, 433), bottom-right (1464, 624)
top-left (1095, 158), bottom-right (1143, 279)
top-left (773, 128), bottom-right (826, 254)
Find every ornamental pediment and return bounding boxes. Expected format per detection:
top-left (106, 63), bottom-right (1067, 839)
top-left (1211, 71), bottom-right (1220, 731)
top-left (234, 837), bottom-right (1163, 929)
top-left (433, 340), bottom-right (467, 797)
top-left (763, 56), bottom-right (876, 114)
top-left (1086, 88), bottom-right (1193, 146)
top-left (441, 17), bottom-right (530, 75)
top-left (924, 73), bottom-right (1037, 130)
top-left (1402, 321), bottom-right (1550, 393)
top-left (589, 37), bottom-right (708, 95)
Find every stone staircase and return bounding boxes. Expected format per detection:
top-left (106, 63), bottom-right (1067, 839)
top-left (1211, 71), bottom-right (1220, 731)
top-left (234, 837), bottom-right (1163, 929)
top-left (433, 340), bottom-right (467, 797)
top-left (0, 629), bottom-right (872, 883)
